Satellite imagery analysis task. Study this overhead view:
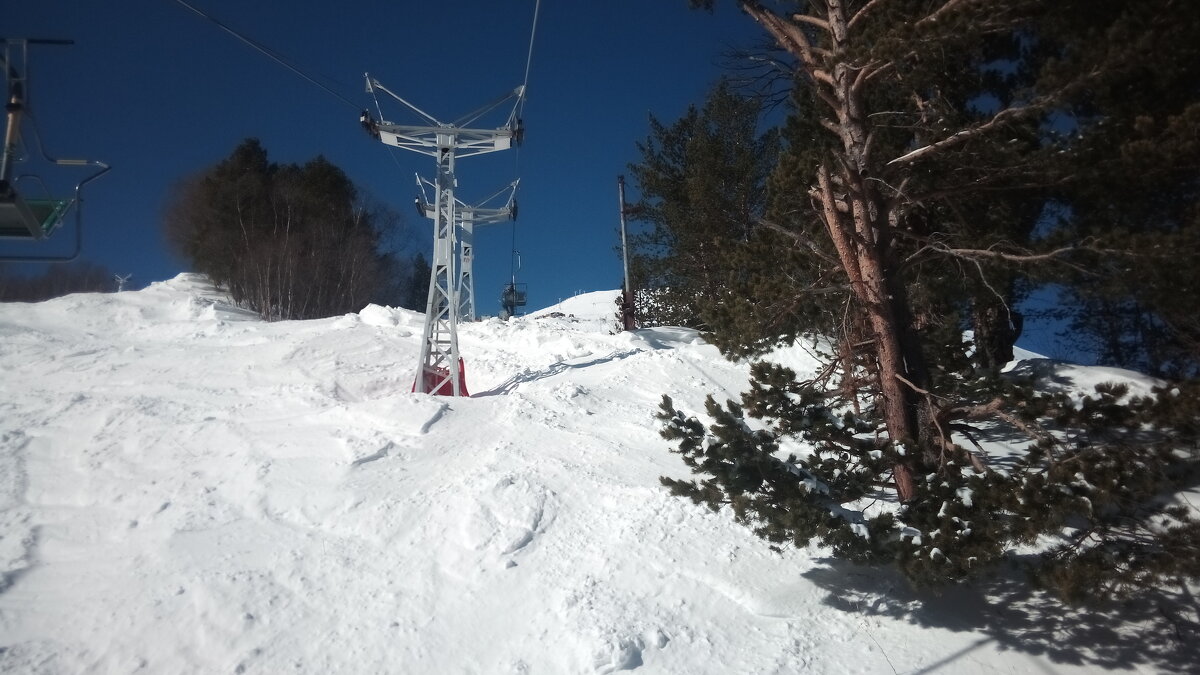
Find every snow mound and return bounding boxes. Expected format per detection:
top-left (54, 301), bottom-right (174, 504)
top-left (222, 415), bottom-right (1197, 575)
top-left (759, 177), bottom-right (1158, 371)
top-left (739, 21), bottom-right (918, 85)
top-left (530, 289), bottom-right (622, 320)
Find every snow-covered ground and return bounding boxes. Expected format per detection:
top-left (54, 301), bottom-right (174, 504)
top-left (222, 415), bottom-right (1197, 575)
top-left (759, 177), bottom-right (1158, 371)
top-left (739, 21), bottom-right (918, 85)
top-left (0, 275), bottom-right (1186, 673)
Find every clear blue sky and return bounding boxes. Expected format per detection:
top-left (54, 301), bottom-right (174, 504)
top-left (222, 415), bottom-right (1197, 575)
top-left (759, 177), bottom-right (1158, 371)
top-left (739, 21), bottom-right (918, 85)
top-left (4, 0), bottom-right (762, 312)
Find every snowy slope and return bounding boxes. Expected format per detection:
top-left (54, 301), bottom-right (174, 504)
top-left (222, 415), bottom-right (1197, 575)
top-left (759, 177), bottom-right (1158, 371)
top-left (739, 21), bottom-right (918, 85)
top-left (0, 276), bottom-right (1175, 674)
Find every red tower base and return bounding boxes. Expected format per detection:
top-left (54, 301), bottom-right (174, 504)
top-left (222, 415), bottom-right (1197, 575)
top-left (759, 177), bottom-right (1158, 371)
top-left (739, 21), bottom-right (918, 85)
top-left (413, 358), bottom-right (469, 396)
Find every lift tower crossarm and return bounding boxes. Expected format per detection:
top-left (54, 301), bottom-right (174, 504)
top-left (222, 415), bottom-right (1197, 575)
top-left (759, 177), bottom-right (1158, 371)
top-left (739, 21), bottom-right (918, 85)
top-left (377, 125), bottom-right (517, 158)
top-left (425, 179), bottom-right (519, 322)
top-left (416, 176), bottom-right (517, 224)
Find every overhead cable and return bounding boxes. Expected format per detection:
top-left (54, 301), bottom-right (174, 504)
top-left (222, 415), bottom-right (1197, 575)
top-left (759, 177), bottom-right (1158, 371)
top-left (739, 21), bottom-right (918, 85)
top-left (519, 0), bottom-right (541, 117)
top-left (171, 0), bottom-right (359, 110)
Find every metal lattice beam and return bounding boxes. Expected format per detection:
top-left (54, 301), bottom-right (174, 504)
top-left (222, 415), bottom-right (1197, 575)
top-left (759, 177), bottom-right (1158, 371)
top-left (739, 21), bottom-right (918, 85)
top-left (417, 177), bottom-right (518, 322)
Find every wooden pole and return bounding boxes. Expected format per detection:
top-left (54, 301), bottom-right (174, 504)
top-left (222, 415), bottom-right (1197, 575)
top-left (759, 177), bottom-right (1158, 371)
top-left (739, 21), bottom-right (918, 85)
top-left (617, 175), bottom-right (636, 331)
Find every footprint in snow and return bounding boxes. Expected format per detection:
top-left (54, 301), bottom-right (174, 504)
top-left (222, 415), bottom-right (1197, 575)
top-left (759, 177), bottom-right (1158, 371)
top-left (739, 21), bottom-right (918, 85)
top-left (457, 474), bottom-right (556, 557)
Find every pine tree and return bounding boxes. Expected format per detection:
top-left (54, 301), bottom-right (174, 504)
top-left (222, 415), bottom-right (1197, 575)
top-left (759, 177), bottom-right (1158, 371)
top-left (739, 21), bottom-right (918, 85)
top-left (402, 252), bottom-right (431, 312)
top-left (626, 81), bottom-right (778, 329)
top-left (0, 261), bottom-right (114, 301)
top-left (1039, 2), bottom-right (1200, 377)
top-left (668, 0), bottom-right (1200, 617)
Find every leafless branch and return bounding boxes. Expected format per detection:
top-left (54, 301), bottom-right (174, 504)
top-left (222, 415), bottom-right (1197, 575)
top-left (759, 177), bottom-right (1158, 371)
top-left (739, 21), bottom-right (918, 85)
top-left (739, 1), bottom-right (841, 110)
top-left (791, 12), bottom-right (831, 33)
top-left (757, 218), bottom-right (840, 266)
top-left (720, 40), bottom-right (796, 112)
top-left (847, 0), bottom-right (895, 31)
top-left (896, 231), bottom-right (1119, 268)
top-left (932, 244), bottom-right (1087, 264)
top-left (895, 372), bottom-right (947, 401)
top-left (886, 103), bottom-right (1045, 166)
top-left (916, 0), bottom-right (973, 27)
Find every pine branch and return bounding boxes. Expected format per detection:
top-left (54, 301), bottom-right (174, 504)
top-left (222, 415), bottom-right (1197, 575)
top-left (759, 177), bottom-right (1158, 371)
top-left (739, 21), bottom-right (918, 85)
top-left (915, 0), bottom-right (976, 28)
top-left (886, 104), bottom-right (1044, 166)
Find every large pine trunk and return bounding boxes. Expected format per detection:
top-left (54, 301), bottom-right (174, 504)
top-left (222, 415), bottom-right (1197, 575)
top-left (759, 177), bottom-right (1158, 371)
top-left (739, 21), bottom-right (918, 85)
top-left (741, 0), bottom-right (930, 501)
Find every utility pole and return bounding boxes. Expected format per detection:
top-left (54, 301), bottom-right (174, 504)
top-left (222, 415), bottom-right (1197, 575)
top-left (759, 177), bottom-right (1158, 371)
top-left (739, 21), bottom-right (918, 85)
top-left (363, 76), bottom-right (523, 395)
top-left (617, 175), bottom-right (636, 331)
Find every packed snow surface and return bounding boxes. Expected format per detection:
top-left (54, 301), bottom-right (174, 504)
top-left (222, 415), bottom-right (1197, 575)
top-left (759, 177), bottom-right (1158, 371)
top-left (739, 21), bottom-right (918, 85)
top-left (0, 275), bottom-right (1175, 673)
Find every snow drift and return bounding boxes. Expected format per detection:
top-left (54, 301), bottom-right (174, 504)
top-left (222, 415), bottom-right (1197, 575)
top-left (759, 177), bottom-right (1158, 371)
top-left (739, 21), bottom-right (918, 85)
top-left (0, 275), bottom-right (1181, 673)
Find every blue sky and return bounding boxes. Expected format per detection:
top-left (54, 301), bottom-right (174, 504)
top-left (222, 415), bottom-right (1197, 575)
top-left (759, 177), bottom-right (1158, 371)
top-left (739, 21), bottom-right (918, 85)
top-left (4, 0), bottom-right (763, 312)
top-left (4, 0), bottom-right (1074, 359)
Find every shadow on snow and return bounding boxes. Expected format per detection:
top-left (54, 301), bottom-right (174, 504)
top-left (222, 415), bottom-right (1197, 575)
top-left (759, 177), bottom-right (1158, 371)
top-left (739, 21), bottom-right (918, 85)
top-left (474, 349), bottom-right (644, 397)
top-left (801, 555), bottom-right (1200, 672)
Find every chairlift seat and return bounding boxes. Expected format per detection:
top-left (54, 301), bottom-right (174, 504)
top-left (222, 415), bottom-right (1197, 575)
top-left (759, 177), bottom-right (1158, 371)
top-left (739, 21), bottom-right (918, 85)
top-left (0, 190), bottom-right (70, 240)
top-left (501, 282), bottom-right (528, 308)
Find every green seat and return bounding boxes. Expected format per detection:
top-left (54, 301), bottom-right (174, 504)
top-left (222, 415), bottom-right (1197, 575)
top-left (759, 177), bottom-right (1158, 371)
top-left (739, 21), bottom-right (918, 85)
top-left (0, 192), bottom-right (70, 240)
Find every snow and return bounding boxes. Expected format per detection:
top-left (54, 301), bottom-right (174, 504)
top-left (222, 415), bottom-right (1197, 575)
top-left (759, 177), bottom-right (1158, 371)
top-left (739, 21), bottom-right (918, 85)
top-left (955, 487), bottom-right (974, 509)
top-left (1005, 346), bottom-right (1163, 401)
top-left (0, 276), bottom-right (1174, 673)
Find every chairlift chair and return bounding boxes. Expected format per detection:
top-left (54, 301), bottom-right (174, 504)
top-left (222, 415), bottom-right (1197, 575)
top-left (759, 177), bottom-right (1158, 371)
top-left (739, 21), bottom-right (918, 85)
top-left (499, 247), bottom-right (527, 320)
top-left (0, 38), bottom-right (109, 260)
top-left (500, 281), bottom-right (527, 319)
top-left (0, 186), bottom-right (70, 239)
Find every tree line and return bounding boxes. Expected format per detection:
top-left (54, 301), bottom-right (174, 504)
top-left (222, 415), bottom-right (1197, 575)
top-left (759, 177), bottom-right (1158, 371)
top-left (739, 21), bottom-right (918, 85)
top-left (164, 139), bottom-right (428, 321)
top-left (0, 261), bottom-right (115, 301)
top-left (629, 0), bottom-right (1200, 655)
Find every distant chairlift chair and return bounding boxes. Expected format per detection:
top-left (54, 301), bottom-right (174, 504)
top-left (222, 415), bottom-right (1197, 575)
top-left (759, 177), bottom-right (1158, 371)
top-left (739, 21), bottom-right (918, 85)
top-left (500, 282), bottom-right (527, 320)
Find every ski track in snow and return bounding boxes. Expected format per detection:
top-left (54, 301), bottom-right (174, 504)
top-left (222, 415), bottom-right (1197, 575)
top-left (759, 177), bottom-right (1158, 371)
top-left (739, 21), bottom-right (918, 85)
top-left (0, 275), bottom-right (1174, 674)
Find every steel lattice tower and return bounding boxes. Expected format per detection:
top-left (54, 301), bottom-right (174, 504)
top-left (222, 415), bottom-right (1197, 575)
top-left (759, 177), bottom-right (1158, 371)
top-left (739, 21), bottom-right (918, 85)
top-left (363, 76), bottom-right (523, 395)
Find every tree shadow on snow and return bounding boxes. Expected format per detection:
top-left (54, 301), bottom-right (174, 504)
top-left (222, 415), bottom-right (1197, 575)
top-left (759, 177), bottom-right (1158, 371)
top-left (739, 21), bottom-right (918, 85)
top-left (802, 556), bottom-right (1200, 673)
top-left (1005, 358), bottom-right (1079, 390)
